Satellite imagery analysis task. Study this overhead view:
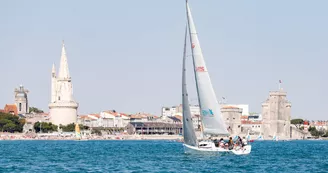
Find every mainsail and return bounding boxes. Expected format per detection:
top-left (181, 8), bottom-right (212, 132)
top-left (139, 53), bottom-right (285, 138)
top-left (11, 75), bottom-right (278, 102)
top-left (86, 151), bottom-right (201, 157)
top-left (182, 25), bottom-right (197, 146)
top-left (186, 1), bottom-right (229, 136)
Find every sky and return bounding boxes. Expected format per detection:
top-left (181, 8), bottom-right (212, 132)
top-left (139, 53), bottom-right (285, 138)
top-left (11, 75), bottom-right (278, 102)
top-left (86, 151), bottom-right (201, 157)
top-left (1, 0), bottom-right (327, 120)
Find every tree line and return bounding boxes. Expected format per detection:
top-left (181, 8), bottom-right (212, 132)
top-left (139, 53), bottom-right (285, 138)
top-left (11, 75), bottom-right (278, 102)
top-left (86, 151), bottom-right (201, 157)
top-left (291, 118), bottom-right (328, 137)
top-left (33, 122), bottom-right (89, 133)
top-left (0, 113), bottom-right (25, 133)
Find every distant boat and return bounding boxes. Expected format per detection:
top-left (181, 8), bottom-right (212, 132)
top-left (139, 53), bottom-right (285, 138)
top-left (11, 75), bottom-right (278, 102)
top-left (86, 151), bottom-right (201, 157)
top-left (257, 134), bottom-right (264, 140)
top-left (246, 130), bottom-right (251, 141)
top-left (272, 133), bottom-right (279, 141)
top-left (182, 0), bottom-right (251, 155)
top-left (75, 123), bottom-right (82, 140)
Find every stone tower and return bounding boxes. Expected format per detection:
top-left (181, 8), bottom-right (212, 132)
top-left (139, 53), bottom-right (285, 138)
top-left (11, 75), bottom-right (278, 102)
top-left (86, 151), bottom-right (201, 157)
top-left (14, 85), bottom-right (29, 115)
top-left (261, 89), bottom-right (291, 139)
top-left (221, 106), bottom-right (242, 136)
top-left (49, 41), bottom-right (79, 125)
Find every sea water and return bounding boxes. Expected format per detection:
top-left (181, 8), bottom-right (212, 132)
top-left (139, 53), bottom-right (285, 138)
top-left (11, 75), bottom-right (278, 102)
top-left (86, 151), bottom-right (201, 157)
top-left (0, 140), bottom-right (327, 172)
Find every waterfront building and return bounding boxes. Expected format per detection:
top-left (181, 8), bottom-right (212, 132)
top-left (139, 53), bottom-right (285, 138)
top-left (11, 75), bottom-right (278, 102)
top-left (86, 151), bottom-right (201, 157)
top-left (78, 111), bottom-right (131, 128)
top-left (162, 104), bottom-right (200, 117)
top-left (220, 104), bottom-right (249, 116)
top-left (221, 106), bottom-right (242, 136)
top-left (14, 85), bottom-right (29, 115)
top-left (176, 104), bottom-right (200, 116)
top-left (49, 42), bottom-right (79, 125)
top-left (261, 88), bottom-right (291, 139)
top-left (125, 122), bottom-right (182, 135)
top-left (24, 113), bottom-right (50, 133)
top-left (161, 106), bottom-right (177, 117)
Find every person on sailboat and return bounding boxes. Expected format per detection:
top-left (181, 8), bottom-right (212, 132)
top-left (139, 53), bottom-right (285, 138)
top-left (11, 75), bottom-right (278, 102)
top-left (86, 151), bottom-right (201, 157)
top-left (238, 136), bottom-right (243, 146)
top-left (228, 137), bottom-right (234, 150)
top-left (242, 137), bottom-right (247, 147)
top-left (219, 138), bottom-right (225, 148)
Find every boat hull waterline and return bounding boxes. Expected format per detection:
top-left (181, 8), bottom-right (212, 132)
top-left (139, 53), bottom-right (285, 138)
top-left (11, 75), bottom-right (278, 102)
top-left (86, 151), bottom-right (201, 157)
top-left (183, 144), bottom-right (252, 155)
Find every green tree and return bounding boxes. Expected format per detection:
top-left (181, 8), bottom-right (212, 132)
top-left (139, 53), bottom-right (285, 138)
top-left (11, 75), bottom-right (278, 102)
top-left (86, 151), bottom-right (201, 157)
top-left (308, 126), bottom-right (325, 137)
top-left (3, 123), bottom-right (16, 133)
top-left (0, 112), bottom-right (25, 133)
top-left (29, 107), bottom-right (44, 114)
top-left (291, 119), bottom-right (304, 129)
top-left (60, 123), bottom-right (76, 132)
top-left (34, 122), bottom-right (58, 133)
top-left (0, 119), bottom-right (11, 131)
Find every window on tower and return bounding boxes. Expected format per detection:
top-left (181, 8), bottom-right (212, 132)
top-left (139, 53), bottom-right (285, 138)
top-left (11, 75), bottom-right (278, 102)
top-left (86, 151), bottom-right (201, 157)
top-left (19, 103), bottom-right (22, 111)
top-left (58, 96), bottom-right (61, 101)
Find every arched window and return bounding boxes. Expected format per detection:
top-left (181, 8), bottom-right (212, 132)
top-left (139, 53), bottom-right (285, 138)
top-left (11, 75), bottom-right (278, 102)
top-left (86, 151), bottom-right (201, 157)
top-left (19, 103), bottom-right (22, 111)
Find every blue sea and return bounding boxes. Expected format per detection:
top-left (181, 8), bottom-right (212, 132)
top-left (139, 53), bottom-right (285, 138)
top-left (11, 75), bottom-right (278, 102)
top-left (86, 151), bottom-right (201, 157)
top-left (0, 140), bottom-right (327, 173)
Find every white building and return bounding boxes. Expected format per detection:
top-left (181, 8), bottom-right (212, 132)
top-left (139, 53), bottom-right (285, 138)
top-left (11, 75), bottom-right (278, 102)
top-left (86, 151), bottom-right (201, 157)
top-left (162, 104), bottom-right (200, 117)
top-left (161, 107), bottom-right (177, 117)
top-left (78, 111), bottom-right (131, 128)
top-left (49, 42), bottom-right (79, 125)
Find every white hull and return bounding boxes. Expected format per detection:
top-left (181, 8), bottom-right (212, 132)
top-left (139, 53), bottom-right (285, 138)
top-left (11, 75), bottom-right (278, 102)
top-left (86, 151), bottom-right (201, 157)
top-left (183, 144), bottom-right (251, 155)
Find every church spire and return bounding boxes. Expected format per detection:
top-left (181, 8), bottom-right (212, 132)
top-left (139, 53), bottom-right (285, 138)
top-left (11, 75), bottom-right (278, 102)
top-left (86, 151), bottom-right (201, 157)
top-left (52, 63), bottom-right (56, 74)
top-left (58, 41), bottom-right (71, 79)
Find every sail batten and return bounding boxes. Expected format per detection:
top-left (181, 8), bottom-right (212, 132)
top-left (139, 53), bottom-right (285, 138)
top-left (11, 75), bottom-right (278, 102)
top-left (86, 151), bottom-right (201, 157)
top-left (182, 24), bottom-right (198, 146)
top-left (186, 2), bottom-right (229, 136)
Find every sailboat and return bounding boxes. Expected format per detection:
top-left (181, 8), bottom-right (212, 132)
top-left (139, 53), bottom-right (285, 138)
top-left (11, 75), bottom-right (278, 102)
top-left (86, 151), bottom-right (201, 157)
top-left (75, 123), bottom-right (82, 140)
top-left (182, 0), bottom-right (251, 155)
top-left (246, 130), bottom-right (251, 141)
top-left (272, 133), bottom-right (279, 141)
top-left (257, 134), bottom-right (264, 140)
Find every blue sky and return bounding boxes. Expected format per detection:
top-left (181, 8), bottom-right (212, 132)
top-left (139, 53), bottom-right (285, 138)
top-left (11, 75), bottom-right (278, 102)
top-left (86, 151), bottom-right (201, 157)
top-left (1, 0), bottom-right (327, 120)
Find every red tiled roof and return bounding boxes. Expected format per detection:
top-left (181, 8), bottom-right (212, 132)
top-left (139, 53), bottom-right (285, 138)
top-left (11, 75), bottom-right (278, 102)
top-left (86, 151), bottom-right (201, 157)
top-left (241, 120), bottom-right (262, 124)
top-left (4, 104), bottom-right (18, 115)
top-left (0, 109), bottom-right (4, 113)
top-left (89, 114), bottom-right (100, 118)
top-left (222, 106), bottom-right (239, 109)
top-left (174, 115), bottom-right (182, 121)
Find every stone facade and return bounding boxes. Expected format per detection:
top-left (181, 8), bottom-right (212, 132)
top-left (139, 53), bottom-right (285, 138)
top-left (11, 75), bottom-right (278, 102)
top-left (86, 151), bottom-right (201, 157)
top-left (261, 89), bottom-right (291, 139)
top-left (221, 106), bottom-right (242, 136)
top-left (49, 42), bottom-right (78, 125)
top-left (14, 85), bottom-right (29, 115)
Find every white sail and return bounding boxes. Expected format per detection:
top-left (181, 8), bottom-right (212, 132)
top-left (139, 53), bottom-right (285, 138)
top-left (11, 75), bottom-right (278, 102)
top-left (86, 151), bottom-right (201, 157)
top-left (182, 25), bottom-right (197, 146)
top-left (186, 1), bottom-right (229, 136)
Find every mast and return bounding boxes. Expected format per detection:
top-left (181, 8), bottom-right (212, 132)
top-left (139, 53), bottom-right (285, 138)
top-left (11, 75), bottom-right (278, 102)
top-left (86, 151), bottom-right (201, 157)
top-left (185, 0), bottom-right (205, 139)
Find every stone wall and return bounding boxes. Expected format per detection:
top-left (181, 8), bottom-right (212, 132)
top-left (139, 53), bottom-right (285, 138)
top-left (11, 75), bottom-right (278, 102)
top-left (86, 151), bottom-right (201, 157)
top-left (261, 90), bottom-right (291, 139)
top-left (221, 106), bottom-right (242, 136)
